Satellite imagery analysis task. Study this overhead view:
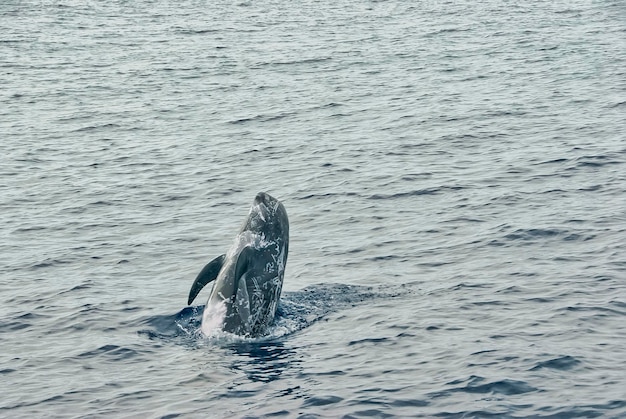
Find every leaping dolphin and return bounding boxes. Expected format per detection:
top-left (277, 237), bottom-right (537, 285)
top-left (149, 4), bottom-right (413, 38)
top-left (187, 192), bottom-right (289, 337)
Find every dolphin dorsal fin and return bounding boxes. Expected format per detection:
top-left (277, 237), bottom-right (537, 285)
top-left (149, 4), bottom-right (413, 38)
top-left (187, 254), bottom-right (225, 305)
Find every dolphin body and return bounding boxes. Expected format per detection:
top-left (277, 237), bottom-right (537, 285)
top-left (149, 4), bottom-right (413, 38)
top-left (187, 192), bottom-right (289, 337)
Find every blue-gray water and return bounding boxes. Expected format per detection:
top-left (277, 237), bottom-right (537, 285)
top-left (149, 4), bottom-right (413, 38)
top-left (2, 0), bottom-right (625, 417)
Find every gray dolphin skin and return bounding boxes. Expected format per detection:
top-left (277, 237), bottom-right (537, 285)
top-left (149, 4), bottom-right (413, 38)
top-left (187, 192), bottom-right (289, 337)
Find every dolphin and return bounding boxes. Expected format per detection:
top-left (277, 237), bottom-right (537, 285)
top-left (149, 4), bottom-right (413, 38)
top-left (187, 192), bottom-right (289, 337)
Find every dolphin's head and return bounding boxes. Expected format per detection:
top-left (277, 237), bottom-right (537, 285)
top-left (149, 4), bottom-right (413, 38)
top-left (245, 192), bottom-right (289, 239)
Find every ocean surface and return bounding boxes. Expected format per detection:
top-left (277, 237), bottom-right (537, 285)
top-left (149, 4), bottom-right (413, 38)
top-left (1, 0), bottom-right (625, 417)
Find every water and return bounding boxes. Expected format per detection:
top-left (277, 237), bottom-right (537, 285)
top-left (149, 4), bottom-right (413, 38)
top-left (1, 0), bottom-right (625, 417)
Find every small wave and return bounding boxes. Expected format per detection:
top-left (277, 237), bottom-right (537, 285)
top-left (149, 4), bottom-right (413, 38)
top-left (296, 191), bottom-right (360, 200)
top-left (174, 27), bottom-right (220, 35)
top-left (568, 153), bottom-right (624, 170)
top-left (536, 157), bottom-right (569, 165)
top-left (368, 185), bottom-right (466, 200)
top-left (12, 225), bottom-right (48, 233)
top-left (368, 188), bottom-right (440, 200)
top-left (301, 395), bottom-right (343, 407)
top-left (72, 123), bottom-right (120, 133)
top-left (348, 337), bottom-right (389, 346)
top-left (255, 56), bottom-right (333, 68)
top-left (389, 399), bottom-right (429, 408)
top-left (488, 227), bottom-right (595, 247)
top-left (425, 27), bottom-right (472, 37)
top-left (505, 228), bottom-right (564, 240)
top-left (228, 111), bottom-right (297, 125)
top-left (559, 304), bottom-right (626, 316)
top-left (56, 282), bottom-right (93, 296)
top-left (77, 344), bottom-right (139, 361)
top-left (608, 100), bottom-right (626, 108)
top-left (577, 184), bottom-right (602, 192)
top-left (434, 376), bottom-right (538, 398)
top-left (0, 312), bottom-right (43, 332)
top-left (530, 355), bottom-right (581, 371)
top-left (29, 258), bottom-right (72, 269)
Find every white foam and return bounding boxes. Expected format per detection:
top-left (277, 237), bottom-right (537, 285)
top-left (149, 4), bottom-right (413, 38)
top-left (200, 300), bottom-right (227, 336)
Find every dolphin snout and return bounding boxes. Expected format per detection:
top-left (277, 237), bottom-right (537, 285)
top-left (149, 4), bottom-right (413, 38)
top-left (254, 192), bottom-right (271, 204)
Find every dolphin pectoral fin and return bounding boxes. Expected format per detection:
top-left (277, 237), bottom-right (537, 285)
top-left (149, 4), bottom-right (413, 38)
top-left (233, 247), bottom-right (257, 332)
top-left (235, 271), bottom-right (252, 327)
top-left (187, 254), bottom-right (225, 305)
top-left (234, 246), bottom-right (253, 282)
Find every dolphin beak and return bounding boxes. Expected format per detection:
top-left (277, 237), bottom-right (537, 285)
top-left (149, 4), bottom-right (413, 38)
top-left (254, 192), bottom-right (269, 205)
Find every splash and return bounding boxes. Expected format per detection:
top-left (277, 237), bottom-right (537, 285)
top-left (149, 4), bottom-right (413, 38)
top-left (200, 298), bottom-right (227, 336)
top-left (138, 283), bottom-right (403, 345)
